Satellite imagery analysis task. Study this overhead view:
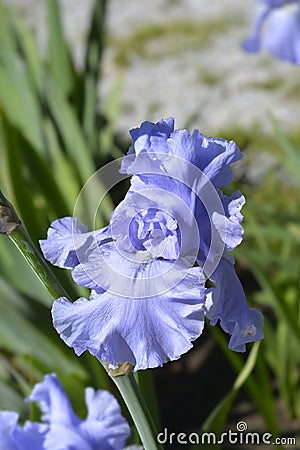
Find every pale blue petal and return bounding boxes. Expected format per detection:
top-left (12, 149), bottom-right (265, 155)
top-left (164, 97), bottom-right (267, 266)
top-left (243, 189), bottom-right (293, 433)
top-left (169, 130), bottom-right (242, 187)
top-left (262, 6), bottom-right (300, 64)
top-left (205, 256), bottom-right (264, 352)
top-left (120, 118), bottom-right (175, 173)
top-left (44, 424), bottom-right (93, 450)
top-left (122, 119), bottom-right (242, 189)
top-left (200, 138), bottom-right (242, 187)
top-left (212, 190), bottom-right (245, 251)
top-left (243, 1), bottom-right (300, 64)
top-left (52, 266), bottom-right (205, 370)
top-left (72, 238), bottom-right (199, 298)
top-left (26, 373), bottom-right (80, 427)
top-left (260, 0), bottom-right (297, 7)
top-left (83, 388), bottom-right (130, 449)
top-left (39, 217), bottom-right (109, 269)
top-left (0, 411), bottom-right (19, 450)
top-left (26, 375), bottom-right (130, 449)
top-left (0, 411), bottom-right (46, 450)
top-left (242, 7), bottom-right (272, 52)
top-left (14, 422), bottom-right (47, 450)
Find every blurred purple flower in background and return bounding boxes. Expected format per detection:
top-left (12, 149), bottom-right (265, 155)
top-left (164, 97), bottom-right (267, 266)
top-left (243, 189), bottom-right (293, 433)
top-left (40, 118), bottom-right (264, 372)
top-left (0, 374), bottom-right (131, 450)
top-left (243, 0), bottom-right (300, 64)
top-left (0, 411), bottom-right (45, 450)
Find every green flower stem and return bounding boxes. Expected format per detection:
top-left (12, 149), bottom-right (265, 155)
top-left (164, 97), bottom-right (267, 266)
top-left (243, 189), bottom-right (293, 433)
top-left (10, 226), bottom-right (68, 298)
top-left (0, 190), bottom-right (162, 450)
top-left (0, 190), bottom-right (67, 298)
top-left (112, 373), bottom-right (163, 450)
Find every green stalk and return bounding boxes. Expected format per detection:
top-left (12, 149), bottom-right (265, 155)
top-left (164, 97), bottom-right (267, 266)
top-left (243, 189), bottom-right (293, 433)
top-left (9, 226), bottom-right (68, 298)
top-left (0, 190), bottom-right (162, 450)
top-left (0, 190), bottom-right (67, 298)
top-left (112, 373), bottom-right (163, 450)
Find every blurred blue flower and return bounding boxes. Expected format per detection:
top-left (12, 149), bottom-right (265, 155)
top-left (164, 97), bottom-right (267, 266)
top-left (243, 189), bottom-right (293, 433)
top-left (40, 118), bottom-right (263, 371)
top-left (0, 374), bottom-right (131, 450)
top-left (0, 411), bottom-right (46, 450)
top-left (261, 0), bottom-right (298, 6)
top-left (243, 0), bottom-right (300, 63)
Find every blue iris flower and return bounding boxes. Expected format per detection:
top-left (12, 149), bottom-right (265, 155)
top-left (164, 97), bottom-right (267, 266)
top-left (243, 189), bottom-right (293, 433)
top-left (0, 374), bottom-right (132, 450)
top-left (40, 118), bottom-right (263, 371)
top-left (243, 0), bottom-right (300, 64)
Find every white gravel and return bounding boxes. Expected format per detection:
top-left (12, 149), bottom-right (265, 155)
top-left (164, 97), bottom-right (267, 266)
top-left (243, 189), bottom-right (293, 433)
top-left (9, 0), bottom-right (300, 138)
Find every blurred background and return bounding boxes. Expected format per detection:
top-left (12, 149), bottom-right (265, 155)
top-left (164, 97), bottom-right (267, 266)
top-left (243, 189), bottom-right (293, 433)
top-left (0, 0), bottom-right (300, 448)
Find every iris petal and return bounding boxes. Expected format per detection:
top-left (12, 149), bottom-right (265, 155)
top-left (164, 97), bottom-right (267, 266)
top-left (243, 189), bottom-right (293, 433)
top-left (243, 1), bottom-right (300, 64)
top-left (26, 374), bottom-right (130, 449)
top-left (39, 217), bottom-right (109, 269)
top-left (27, 373), bottom-right (79, 427)
top-left (263, 6), bottom-right (300, 63)
top-left (205, 256), bottom-right (264, 352)
top-left (53, 266), bottom-right (205, 371)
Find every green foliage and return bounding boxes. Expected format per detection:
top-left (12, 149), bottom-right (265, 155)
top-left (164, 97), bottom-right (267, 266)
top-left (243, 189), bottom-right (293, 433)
top-left (0, 0), bottom-right (123, 428)
top-left (230, 122), bottom-right (300, 437)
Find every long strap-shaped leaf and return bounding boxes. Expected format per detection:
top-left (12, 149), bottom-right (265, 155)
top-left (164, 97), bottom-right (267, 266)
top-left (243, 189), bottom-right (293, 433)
top-left (81, 0), bottom-right (107, 156)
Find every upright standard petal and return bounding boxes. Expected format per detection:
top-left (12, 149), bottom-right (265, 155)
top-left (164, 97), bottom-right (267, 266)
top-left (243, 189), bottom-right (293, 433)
top-left (205, 256), bottom-right (264, 352)
top-left (120, 118), bottom-right (244, 269)
top-left (27, 373), bottom-right (80, 427)
top-left (262, 6), bottom-right (300, 63)
top-left (121, 118), bottom-right (242, 189)
top-left (243, 0), bottom-right (300, 64)
top-left (120, 118), bottom-right (175, 173)
top-left (242, 7), bottom-right (272, 53)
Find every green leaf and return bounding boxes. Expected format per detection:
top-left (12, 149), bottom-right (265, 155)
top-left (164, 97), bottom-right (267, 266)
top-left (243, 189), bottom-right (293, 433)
top-left (0, 4), bottom-right (44, 154)
top-left (270, 115), bottom-right (300, 185)
top-left (0, 115), bottom-right (44, 242)
top-left (43, 118), bottom-right (82, 213)
top-left (0, 236), bottom-right (51, 306)
top-left (45, 74), bottom-right (114, 225)
top-left (81, 0), bottom-right (107, 155)
top-left (191, 342), bottom-right (260, 450)
top-left (99, 76), bottom-right (124, 159)
top-left (246, 255), bottom-right (300, 346)
top-left (0, 276), bottom-right (84, 377)
top-left (0, 66), bottom-right (44, 154)
top-left (210, 326), bottom-right (279, 436)
top-left (21, 143), bottom-right (71, 218)
top-left (0, 378), bottom-right (25, 412)
top-left (46, 0), bottom-right (75, 95)
top-left (9, 6), bottom-right (44, 94)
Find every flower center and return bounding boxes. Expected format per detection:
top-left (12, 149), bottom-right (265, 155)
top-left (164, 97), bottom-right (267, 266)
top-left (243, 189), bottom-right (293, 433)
top-left (128, 208), bottom-right (180, 259)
